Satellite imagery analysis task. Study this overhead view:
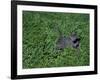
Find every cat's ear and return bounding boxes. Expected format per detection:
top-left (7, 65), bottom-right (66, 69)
top-left (72, 38), bottom-right (80, 44)
top-left (71, 32), bottom-right (77, 36)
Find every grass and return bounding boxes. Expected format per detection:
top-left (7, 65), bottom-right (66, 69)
top-left (22, 11), bottom-right (90, 69)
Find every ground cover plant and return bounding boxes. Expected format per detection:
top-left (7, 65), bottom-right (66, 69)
top-left (22, 11), bottom-right (90, 69)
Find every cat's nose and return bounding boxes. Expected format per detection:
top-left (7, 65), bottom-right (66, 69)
top-left (72, 41), bottom-right (79, 48)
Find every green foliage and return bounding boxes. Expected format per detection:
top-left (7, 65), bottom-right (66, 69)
top-left (22, 11), bottom-right (89, 69)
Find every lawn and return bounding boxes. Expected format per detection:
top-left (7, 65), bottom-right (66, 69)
top-left (22, 11), bottom-right (90, 69)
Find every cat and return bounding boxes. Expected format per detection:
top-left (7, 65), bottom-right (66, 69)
top-left (55, 27), bottom-right (80, 50)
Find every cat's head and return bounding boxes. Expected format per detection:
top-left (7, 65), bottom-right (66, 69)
top-left (70, 32), bottom-right (80, 48)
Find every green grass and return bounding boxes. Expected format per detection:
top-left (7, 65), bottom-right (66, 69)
top-left (22, 11), bottom-right (90, 69)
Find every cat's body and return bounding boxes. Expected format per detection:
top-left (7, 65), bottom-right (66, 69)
top-left (56, 36), bottom-right (68, 50)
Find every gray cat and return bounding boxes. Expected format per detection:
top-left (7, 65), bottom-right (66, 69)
top-left (55, 27), bottom-right (80, 50)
